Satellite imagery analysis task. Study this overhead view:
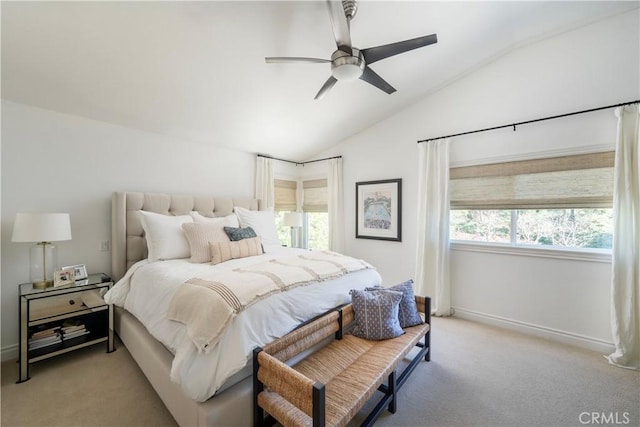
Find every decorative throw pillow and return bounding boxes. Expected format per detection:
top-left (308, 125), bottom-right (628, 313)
top-left (182, 220), bottom-right (230, 263)
top-left (349, 289), bottom-right (404, 340)
top-left (233, 207), bottom-right (281, 246)
top-left (210, 236), bottom-right (264, 265)
top-left (366, 280), bottom-right (423, 328)
top-left (224, 226), bottom-right (258, 241)
top-left (138, 211), bottom-right (193, 261)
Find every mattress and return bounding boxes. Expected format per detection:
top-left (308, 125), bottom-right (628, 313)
top-left (104, 245), bottom-right (382, 401)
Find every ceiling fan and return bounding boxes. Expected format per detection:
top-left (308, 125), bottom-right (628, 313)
top-left (266, 0), bottom-right (437, 100)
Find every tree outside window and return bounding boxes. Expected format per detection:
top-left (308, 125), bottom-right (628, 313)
top-left (451, 208), bottom-right (613, 249)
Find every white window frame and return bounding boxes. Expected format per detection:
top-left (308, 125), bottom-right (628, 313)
top-left (450, 209), bottom-right (612, 263)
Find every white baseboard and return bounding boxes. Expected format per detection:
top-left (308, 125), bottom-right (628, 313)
top-left (453, 307), bottom-right (615, 354)
top-left (2, 344), bottom-right (18, 362)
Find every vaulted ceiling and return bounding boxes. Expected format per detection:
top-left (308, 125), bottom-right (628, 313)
top-left (2, 1), bottom-right (637, 160)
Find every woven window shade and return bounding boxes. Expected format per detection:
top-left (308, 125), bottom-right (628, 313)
top-left (302, 179), bottom-right (328, 212)
top-left (274, 179), bottom-right (297, 211)
top-left (450, 151), bottom-right (615, 209)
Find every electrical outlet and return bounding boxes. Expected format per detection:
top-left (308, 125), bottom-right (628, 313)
top-left (100, 240), bottom-right (110, 252)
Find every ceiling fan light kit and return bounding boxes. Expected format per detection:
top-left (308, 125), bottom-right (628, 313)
top-left (331, 49), bottom-right (365, 81)
top-left (265, 0), bottom-right (437, 100)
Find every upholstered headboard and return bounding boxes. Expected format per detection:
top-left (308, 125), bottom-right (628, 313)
top-left (111, 192), bottom-right (261, 281)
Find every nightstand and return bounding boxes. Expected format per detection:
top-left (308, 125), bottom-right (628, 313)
top-left (17, 273), bottom-right (115, 383)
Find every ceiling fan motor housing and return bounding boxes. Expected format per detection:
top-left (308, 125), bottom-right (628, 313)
top-left (331, 48), bottom-right (365, 81)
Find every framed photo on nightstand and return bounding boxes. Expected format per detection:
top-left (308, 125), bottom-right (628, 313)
top-left (63, 264), bottom-right (88, 281)
top-left (53, 268), bottom-right (75, 287)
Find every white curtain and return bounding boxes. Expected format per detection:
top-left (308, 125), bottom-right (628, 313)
top-left (327, 158), bottom-right (345, 253)
top-left (255, 156), bottom-right (275, 209)
top-left (607, 105), bottom-right (640, 370)
top-left (415, 139), bottom-right (451, 316)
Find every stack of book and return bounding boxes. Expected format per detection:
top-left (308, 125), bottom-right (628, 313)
top-left (28, 326), bottom-right (62, 350)
top-left (61, 320), bottom-right (89, 340)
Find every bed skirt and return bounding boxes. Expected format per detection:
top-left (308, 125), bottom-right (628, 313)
top-left (115, 307), bottom-right (253, 426)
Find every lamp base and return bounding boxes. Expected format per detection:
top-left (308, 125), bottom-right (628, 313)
top-left (30, 242), bottom-right (57, 289)
top-left (32, 279), bottom-right (53, 289)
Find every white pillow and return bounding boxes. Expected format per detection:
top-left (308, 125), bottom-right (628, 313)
top-left (233, 207), bottom-right (281, 246)
top-left (138, 211), bottom-right (193, 261)
top-left (191, 211), bottom-right (240, 228)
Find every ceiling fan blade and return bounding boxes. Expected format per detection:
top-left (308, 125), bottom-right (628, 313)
top-left (314, 76), bottom-right (338, 100)
top-left (265, 57), bottom-right (330, 64)
top-left (359, 66), bottom-right (396, 94)
top-left (361, 33), bottom-right (438, 65)
top-left (326, 0), bottom-right (352, 53)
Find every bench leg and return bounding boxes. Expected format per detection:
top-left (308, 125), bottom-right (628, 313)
top-left (313, 383), bottom-right (326, 427)
top-left (425, 331), bottom-right (431, 362)
top-left (425, 296), bottom-right (431, 362)
top-left (253, 347), bottom-right (265, 427)
top-left (388, 371), bottom-right (397, 414)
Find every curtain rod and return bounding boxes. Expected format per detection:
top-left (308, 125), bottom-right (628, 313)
top-left (256, 154), bottom-right (342, 166)
top-left (417, 99), bottom-right (640, 144)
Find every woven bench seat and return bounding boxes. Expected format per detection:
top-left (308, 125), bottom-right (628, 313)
top-left (253, 296), bottom-right (431, 427)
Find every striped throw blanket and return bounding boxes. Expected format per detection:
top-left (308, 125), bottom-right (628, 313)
top-left (167, 251), bottom-right (372, 352)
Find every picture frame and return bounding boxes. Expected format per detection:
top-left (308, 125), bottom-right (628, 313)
top-left (355, 178), bottom-right (402, 241)
top-left (53, 268), bottom-right (76, 288)
top-left (63, 264), bottom-right (88, 281)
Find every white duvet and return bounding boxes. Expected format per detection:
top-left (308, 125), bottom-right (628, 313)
top-left (104, 246), bottom-right (381, 402)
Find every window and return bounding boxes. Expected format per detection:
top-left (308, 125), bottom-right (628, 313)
top-left (449, 151), bottom-right (614, 251)
top-left (516, 209), bottom-right (612, 248)
top-left (274, 179), bottom-right (297, 246)
top-left (274, 210), bottom-right (329, 249)
top-left (302, 179), bottom-right (328, 212)
top-left (273, 177), bottom-right (330, 249)
top-left (450, 210), bottom-right (511, 243)
top-left (275, 211), bottom-right (293, 247)
top-left (305, 212), bottom-right (329, 250)
top-left (274, 179), bottom-right (297, 212)
top-left (303, 179), bottom-right (329, 250)
top-left (451, 209), bottom-right (613, 249)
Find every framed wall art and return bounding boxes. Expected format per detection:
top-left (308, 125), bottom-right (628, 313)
top-left (355, 178), bottom-right (402, 241)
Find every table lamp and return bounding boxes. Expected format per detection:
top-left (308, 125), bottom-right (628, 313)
top-left (283, 212), bottom-right (303, 248)
top-left (12, 213), bottom-right (72, 288)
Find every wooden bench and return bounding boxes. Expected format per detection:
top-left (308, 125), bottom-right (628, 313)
top-left (253, 295), bottom-right (431, 427)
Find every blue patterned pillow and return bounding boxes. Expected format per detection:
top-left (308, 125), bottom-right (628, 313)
top-left (349, 289), bottom-right (404, 340)
top-left (367, 280), bottom-right (423, 328)
top-left (223, 226), bottom-right (257, 241)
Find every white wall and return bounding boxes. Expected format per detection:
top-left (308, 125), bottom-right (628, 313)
top-left (316, 9), bottom-right (639, 351)
top-left (1, 101), bottom-right (256, 358)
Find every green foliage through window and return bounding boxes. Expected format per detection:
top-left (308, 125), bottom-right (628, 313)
top-left (275, 211), bottom-right (291, 246)
top-left (275, 211), bottom-right (329, 250)
top-left (450, 210), bottom-right (511, 243)
top-left (306, 212), bottom-right (329, 250)
top-left (450, 209), bottom-right (613, 249)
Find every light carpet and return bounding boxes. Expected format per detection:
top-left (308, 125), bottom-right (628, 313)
top-left (2, 317), bottom-right (638, 427)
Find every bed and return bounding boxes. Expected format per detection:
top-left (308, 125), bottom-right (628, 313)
top-left (107, 192), bottom-right (382, 426)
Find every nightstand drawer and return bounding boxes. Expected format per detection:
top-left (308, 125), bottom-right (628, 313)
top-left (29, 289), bottom-right (107, 325)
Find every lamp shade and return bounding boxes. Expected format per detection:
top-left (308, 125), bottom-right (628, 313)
top-left (12, 213), bottom-right (72, 242)
top-left (283, 212), bottom-right (303, 228)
